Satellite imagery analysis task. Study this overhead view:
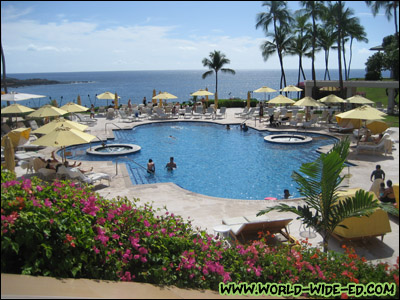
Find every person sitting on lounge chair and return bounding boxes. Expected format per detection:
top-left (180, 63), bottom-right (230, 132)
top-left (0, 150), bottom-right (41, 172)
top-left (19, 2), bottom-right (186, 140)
top-left (380, 180), bottom-right (396, 204)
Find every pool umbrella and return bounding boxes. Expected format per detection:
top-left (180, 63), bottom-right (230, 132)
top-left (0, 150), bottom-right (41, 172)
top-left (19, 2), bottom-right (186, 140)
top-left (295, 96), bottom-right (325, 107)
top-left (152, 89), bottom-right (157, 105)
top-left (96, 91), bottom-right (120, 106)
top-left (27, 105), bottom-right (68, 118)
top-left (1, 127), bottom-right (31, 148)
top-left (32, 118), bottom-right (88, 135)
top-left (77, 95), bottom-right (82, 106)
top-left (31, 126), bottom-right (96, 161)
top-left (319, 94), bottom-right (345, 104)
top-left (3, 135), bottom-right (15, 173)
top-left (60, 102), bottom-right (88, 113)
top-left (114, 92), bottom-right (119, 109)
top-left (280, 85), bottom-right (303, 92)
top-left (152, 92), bottom-right (177, 108)
top-left (1, 92), bottom-right (46, 102)
top-left (253, 86), bottom-right (276, 102)
top-left (346, 95), bottom-right (375, 105)
top-left (268, 95), bottom-right (295, 105)
top-left (1, 103), bottom-right (35, 125)
top-left (366, 120), bottom-right (389, 135)
top-left (190, 89), bottom-right (214, 97)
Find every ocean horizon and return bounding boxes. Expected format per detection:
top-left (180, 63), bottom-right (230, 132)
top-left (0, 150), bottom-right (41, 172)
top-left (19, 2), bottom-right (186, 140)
top-left (3, 69), bottom-right (390, 108)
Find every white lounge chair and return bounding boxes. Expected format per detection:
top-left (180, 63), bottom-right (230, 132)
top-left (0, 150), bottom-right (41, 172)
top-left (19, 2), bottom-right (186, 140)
top-left (119, 110), bottom-right (135, 122)
top-left (204, 107), bottom-right (214, 119)
top-left (184, 107), bottom-right (192, 119)
top-left (216, 107), bottom-right (227, 119)
top-left (74, 113), bottom-right (97, 126)
top-left (234, 107), bottom-right (248, 118)
top-left (356, 133), bottom-right (393, 155)
top-left (240, 107), bottom-right (256, 119)
top-left (57, 166), bottom-right (111, 186)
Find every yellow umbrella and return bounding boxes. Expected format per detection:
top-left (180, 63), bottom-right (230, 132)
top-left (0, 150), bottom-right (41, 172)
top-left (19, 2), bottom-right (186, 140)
top-left (268, 94), bottom-right (296, 105)
top-left (280, 85), bottom-right (303, 92)
top-left (254, 86), bottom-right (277, 101)
top-left (3, 136), bottom-right (15, 173)
top-left (1, 103), bottom-right (35, 114)
top-left (190, 89), bottom-right (214, 97)
top-left (60, 102), bottom-right (88, 113)
top-left (247, 91), bottom-right (251, 109)
top-left (28, 105), bottom-right (68, 118)
top-left (152, 89), bottom-right (157, 105)
top-left (336, 105), bottom-right (386, 121)
top-left (152, 92), bottom-right (178, 108)
top-left (295, 96), bottom-right (325, 107)
top-left (77, 95), bottom-right (82, 106)
top-left (32, 118), bottom-right (88, 134)
top-left (96, 92), bottom-right (120, 106)
top-left (319, 94), bottom-right (345, 104)
top-left (1, 128), bottom-right (31, 148)
top-left (346, 95), bottom-right (375, 105)
top-left (31, 126), bottom-right (96, 162)
top-left (366, 120), bottom-right (389, 135)
top-left (114, 92), bottom-right (119, 109)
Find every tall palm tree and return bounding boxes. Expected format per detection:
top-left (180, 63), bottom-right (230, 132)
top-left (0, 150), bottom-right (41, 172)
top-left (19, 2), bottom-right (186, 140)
top-left (201, 50), bottom-right (235, 99)
top-left (316, 23), bottom-right (336, 80)
top-left (257, 138), bottom-right (395, 253)
top-left (289, 13), bottom-right (312, 86)
top-left (346, 21), bottom-right (368, 79)
top-left (366, 1), bottom-right (399, 47)
top-left (1, 39), bottom-right (10, 108)
top-left (300, 1), bottom-right (326, 98)
top-left (256, 1), bottom-right (293, 91)
top-left (260, 27), bottom-right (292, 90)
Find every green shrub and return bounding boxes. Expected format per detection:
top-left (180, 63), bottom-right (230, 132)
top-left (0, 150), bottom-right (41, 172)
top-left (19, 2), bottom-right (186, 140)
top-left (1, 169), bottom-right (398, 298)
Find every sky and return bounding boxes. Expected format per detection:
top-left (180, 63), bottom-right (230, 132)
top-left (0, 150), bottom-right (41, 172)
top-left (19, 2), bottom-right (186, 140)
top-left (1, 1), bottom-right (398, 74)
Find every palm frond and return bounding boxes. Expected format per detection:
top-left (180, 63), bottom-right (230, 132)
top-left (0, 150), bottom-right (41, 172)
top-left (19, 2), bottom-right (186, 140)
top-left (201, 70), bottom-right (214, 79)
top-left (221, 68), bottom-right (236, 75)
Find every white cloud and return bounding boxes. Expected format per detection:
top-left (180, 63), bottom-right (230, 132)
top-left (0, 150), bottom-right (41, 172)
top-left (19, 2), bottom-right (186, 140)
top-left (1, 5), bottom-right (33, 20)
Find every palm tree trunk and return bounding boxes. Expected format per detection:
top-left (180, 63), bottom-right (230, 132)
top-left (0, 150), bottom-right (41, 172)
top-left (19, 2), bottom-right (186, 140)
top-left (279, 52), bottom-right (287, 91)
top-left (326, 50), bottom-right (331, 80)
top-left (342, 39), bottom-right (348, 80)
top-left (297, 56), bottom-right (301, 86)
top-left (338, 1), bottom-right (344, 99)
top-left (312, 18), bottom-right (317, 98)
top-left (1, 40), bottom-right (10, 108)
top-left (394, 2), bottom-right (399, 47)
top-left (215, 71), bottom-right (218, 96)
top-left (348, 37), bottom-right (354, 79)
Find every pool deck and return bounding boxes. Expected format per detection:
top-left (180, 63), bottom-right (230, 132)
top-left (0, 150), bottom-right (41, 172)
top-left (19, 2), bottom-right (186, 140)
top-left (6, 107), bottom-right (399, 299)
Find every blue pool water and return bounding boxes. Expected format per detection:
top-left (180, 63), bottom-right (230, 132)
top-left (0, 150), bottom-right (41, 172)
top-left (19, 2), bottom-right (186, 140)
top-left (64, 122), bottom-right (338, 200)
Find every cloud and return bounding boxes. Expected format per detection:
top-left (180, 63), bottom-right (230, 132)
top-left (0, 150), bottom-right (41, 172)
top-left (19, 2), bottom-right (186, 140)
top-left (1, 5), bottom-right (33, 20)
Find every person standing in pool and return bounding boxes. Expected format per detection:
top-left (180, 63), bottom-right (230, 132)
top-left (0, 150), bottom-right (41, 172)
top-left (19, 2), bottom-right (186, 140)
top-left (147, 159), bottom-right (155, 174)
top-left (166, 157), bottom-right (177, 171)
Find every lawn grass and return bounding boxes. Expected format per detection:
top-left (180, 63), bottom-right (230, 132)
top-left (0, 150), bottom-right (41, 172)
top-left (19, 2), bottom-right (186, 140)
top-left (351, 78), bottom-right (399, 107)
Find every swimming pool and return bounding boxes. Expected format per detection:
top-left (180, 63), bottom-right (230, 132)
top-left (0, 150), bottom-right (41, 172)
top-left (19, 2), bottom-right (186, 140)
top-left (65, 122), bottom-right (338, 200)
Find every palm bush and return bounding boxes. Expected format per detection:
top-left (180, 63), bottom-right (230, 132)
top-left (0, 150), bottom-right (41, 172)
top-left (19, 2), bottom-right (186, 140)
top-left (257, 137), bottom-right (397, 252)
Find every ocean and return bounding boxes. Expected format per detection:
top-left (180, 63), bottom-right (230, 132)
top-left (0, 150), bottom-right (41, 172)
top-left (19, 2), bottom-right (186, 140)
top-left (4, 69), bottom-right (389, 108)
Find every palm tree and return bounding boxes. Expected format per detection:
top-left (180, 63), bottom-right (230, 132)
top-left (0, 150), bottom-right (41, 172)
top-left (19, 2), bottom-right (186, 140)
top-left (201, 50), bottom-right (235, 101)
top-left (366, 1), bottom-right (399, 47)
top-left (257, 138), bottom-right (395, 252)
top-left (260, 27), bottom-right (292, 90)
top-left (289, 14), bottom-right (312, 86)
top-left (1, 39), bottom-right (11, 109)
top-left (256, 1), bottom-right (293, 91)
top-left (300, 1), bottom-right (326, 98)
top-left (346, 21), bottom-right (368, 79)
top-left (316, 23), bottom-right (336, 80)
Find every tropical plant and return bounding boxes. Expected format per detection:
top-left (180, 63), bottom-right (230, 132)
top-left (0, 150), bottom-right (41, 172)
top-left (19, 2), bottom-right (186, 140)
top-left (201, 50), bottom-right (235, 105)
top-left (365, 1), bottom-right (399, 47)
top-left (365, 52), bottom-right (384, 80)
top-left (382, 34), bottom-right (399, 80)
top-left (257, 137), bottom-right (396, 253)
top-left (299, 1), bottom-right (325, 98)
top-left (256, 1), bottom-right (293, 91)
top-left (345, 20), bottom-right (368, 79)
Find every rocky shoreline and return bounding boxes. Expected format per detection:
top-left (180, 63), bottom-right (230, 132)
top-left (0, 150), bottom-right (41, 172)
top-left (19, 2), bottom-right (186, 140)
top-left (1, 77), bottom-right (92, 88)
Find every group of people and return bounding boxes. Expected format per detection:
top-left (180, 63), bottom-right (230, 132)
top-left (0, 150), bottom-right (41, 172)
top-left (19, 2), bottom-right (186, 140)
top-left (147, 157), bottom-right (177, 174)
top-left (371, 165), bottom-right (396, 204)
top-left (38, 151), bottom-right (93, 174)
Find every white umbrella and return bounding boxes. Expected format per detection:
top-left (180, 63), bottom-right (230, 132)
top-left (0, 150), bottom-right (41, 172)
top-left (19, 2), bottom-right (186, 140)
top-left (1, 92), bottom-right (46, 102)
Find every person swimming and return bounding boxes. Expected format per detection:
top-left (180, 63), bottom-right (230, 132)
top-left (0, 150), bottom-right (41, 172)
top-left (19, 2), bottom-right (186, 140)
top-left (147, 159), bottom-right (155, 174)
top-left (165, 157), bottom-right (177, 171)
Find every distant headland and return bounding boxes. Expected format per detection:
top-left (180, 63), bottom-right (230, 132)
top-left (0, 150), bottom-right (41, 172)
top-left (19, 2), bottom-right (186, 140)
top-left (1, 77), bottom-right (92, 88)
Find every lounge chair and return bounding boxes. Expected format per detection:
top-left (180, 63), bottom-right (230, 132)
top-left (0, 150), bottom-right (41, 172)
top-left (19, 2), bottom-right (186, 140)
top-left (216, 107), bottom-right (227, 119)
top-left (222, 216), bottom-right (295, 244)
top-left (302, 114), bottom-right (319, 128)
top-left (328, 120), bottom-right (355, 133)
top-left (74, 113), bottom-right (97, 126)
top-left (28, 120), bottom-right (39, 131)
top-left (332, 189), bottom-right (391, 241)
top-left (183, 107), bottom-right (192, 119)
top-left (234, 107), bottom-right (248, 118)
top-left (204, 107), bottom-right (214, 119)
top-left (38, 167), bottom-right (56, 181)
top-left (96, 106), bottom-right (106, 117)
top-left (192, 106), bottom-right (203, 119)
top-left (57, 165), bottom-right (111, 186)
top-left (240, 107), bottom-right (256, 119)
top-left (356, 133), bottom-right (392, 155)
top-left (119, 110), bottom-right (135, 122)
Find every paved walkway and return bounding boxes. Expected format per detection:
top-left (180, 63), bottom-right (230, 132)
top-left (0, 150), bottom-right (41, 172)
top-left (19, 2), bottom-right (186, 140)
top-left (7, 107), bottom-right (399, 298)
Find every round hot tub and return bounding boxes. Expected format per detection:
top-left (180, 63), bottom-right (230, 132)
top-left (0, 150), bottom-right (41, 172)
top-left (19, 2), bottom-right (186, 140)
top-left (264, 134), bottom-right (312, 144)
top-left (86, 144), bottom-right (141, 156)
